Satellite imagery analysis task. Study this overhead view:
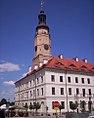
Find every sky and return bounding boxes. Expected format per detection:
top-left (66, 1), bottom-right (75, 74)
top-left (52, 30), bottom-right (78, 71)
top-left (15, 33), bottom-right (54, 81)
top-left (0, 0), bottom-right (94, 101)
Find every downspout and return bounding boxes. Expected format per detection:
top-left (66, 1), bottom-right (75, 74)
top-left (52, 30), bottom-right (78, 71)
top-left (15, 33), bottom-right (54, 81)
top-left (65, 70), bottom-right (69, 112)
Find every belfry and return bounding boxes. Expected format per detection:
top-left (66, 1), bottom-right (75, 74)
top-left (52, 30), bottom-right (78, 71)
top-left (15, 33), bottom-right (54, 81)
top-left (32, 0), bottom-right (52, 69)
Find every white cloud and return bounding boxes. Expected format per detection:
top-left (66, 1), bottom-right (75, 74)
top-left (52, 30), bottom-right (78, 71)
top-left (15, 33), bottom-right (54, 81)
top-left (0, 62), bottom-right (20, 72)
top-left (3, 81), bottom-right (15, 86)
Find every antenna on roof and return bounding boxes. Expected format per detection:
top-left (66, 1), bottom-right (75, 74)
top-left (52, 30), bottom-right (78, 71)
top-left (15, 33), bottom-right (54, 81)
top-left (40, 0), bottom-right (44, 11)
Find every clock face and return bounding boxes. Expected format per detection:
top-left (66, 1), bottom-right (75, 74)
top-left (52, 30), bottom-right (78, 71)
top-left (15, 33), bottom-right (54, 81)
top-left (44, 44), bottom-right (49, 50)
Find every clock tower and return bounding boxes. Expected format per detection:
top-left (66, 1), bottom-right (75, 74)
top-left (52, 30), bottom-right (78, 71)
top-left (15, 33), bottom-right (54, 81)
top-left (32, 1), bottom-right (52, 69)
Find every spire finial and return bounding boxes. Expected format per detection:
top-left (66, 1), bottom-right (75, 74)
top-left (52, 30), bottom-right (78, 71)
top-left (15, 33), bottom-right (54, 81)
top-left (40, 0), bottom-right (44, 11)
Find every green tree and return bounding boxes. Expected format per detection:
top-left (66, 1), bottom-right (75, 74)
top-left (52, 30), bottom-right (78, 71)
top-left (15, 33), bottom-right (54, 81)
top-left (33, 102), bottom-right (41, 113)
top-left (0, 98), bottom-right (7, 106)
top-left (24, 103), bottom-right (28, 111)
top-left (59, 104), bottom-right (64, 116)
top-left (80, 101), bottom-right (86, 112)
top-left (70, 102), bottom-right (78, 112)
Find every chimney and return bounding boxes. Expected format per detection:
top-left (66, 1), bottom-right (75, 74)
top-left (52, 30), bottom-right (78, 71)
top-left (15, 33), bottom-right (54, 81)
top-left (83, 58), bottom-right (87, 63)
top-left (28, 66), bottom-right (32, 72)
top-left (39, 63), bottom-right (43, 67)
top-left (73, 57), bottom-right (79, 62)
top-left (34, 65), bottom-right (38, 70)
top-left (43, 60), bottom-right (48, 64)
top-left (58, 54), bottom-right (63, 59)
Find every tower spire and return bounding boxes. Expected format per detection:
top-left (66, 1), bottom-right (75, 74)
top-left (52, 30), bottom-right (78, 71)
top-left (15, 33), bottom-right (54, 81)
top-left (40, 0), bottom-right (44, 11)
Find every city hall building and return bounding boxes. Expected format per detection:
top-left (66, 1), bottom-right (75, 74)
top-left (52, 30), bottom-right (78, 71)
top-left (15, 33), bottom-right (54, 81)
top-left (15, 2), bottom-right (94, 114)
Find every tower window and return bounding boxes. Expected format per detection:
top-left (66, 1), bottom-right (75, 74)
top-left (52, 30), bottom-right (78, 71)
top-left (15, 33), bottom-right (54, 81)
top-left (35, 46), bottom-right (37, 51)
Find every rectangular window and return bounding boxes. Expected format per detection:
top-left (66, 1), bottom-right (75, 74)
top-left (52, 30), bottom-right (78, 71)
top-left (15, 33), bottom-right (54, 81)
top-left (51, 75), bottom-right (55, 82)
top-left (88, 89), bottom-right (91, 95)
top-left (68, 77), bottom-right (71, 83)
top-left (52, 87), bottom-right (55, 95)
top-left (33, 90), bottom-right (35, 97)
top-left (41, 88), bottom-right (43, 96)
top-left (69, 88), bottom-right (72, 95)
top-left (60, 76), bottom-right (63, 82)
top-left (61, 101), bottom-right (65, 109)
top-left (87, 78), bottom-right (90, 84)
top-left (76, 88), bottom-right (79, 95)
top-left (41, 76), bottom-right (43, 83)
top-left (75, 77), bottom-right (78, 83)
top-left (52, 101), bottom-right (54, 109)
top-left (37, 89), bottom-right (39, 96)
top-left (82, 89), bottom-right (85, 97)
top-left (69, 101), bottom-right (73, 108)
top-left (81, 78), bottom-right (84, 84)
top-left (60, 88), bottom-right (64, 95)
top-left (30, 91), bottom-right (32, 97)
top-left (37, 78), bottom-right (39, 84)
top-left (30, 81), bottom-right (32, 86)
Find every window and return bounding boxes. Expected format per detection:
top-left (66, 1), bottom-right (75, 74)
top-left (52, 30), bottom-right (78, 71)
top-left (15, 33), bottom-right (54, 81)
top-left (61, 101), bottom-right (65, 109)
top-left (87, 78), bottom-right (90, 84)
top-left (75, 77), bottom-right (78, 83)
top-left (37, 78), bottom-right (39, 84)
top-left (60, 76), bottom-right (63, 82)
top-left (30, 81), bottom-right (32, 86)
top-left (68, 77), bottom-right (71, 83)
top-left (82, 89), bottom-right (85, 97)
top-left (76, 88), bottom-right (79, 95)
top-left (41, 88), bottom-right (43, 96)
top-left (37, 89), bottom-right (39, 96)
top-left (52, 101), bottom-right (54, 109)
top-left (69, 88), bottom-right (72, 95)
top-left (30, 91), bottom-right (32, 97)
top-left (33, 90), bottom-right (35, 97)
top-left (69, 101), bottom-right (73, 108)
top-left (60, 88), bottom-right (64, 95)
top-left (88, 89), bottom-right (91, 95)
top-left (81, 78), bottom-right (84, 84)
top-left (51, 75), bottom-right (55, 82)
top-left (41, 76), bottom-right (43, 83)
top-left (26, 82), bottom-right (28, 88)
top-left (52, 87), bottom-right (55, 95)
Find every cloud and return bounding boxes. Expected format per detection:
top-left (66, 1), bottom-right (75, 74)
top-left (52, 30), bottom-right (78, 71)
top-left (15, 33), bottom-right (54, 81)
top-left (0, 62), bottom-right (20, 72)
top-left (3, 81), bottom-right (15, 86)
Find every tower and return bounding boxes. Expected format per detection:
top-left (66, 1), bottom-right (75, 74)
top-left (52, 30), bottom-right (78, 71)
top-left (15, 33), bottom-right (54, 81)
top-left (32, 0), bottom-right (53, 69)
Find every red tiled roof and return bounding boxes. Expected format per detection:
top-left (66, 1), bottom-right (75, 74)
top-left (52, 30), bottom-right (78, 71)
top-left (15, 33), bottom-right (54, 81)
top-left (27, 57), bottom-right (94, 75)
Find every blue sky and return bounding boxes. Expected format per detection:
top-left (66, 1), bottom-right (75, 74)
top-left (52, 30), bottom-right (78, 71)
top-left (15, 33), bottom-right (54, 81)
top-left (0, 0), bottom-right (94, 101)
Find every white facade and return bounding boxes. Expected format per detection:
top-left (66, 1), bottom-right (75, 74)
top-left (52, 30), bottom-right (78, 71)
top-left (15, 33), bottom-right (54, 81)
top-left (15, 67), bottom-right (94, 114)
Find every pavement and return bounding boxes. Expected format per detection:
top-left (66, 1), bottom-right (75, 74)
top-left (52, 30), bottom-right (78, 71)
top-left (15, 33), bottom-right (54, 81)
top-left (9, 115), bottom-right (65, 118)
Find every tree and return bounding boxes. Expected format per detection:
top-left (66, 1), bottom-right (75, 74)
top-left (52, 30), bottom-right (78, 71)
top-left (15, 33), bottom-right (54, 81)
top-left (80, 101), bottom-right (86, 112)
top-left (0, 98), bottom-right (7, 106)
top-left (59, 104), bottom-right (64, 116)
top-left (33, 102), bottom-right (41, 113)
top-left (29, 103), bottom-right (34, 114)
top-left (29, 103), bottom-right (33, 110)
top-left (70, 102), bottom-right (78, 112)
top-left (88, 100), bottom-right (92, 111)
top-left (24, 103), bottom-right (28, 111)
